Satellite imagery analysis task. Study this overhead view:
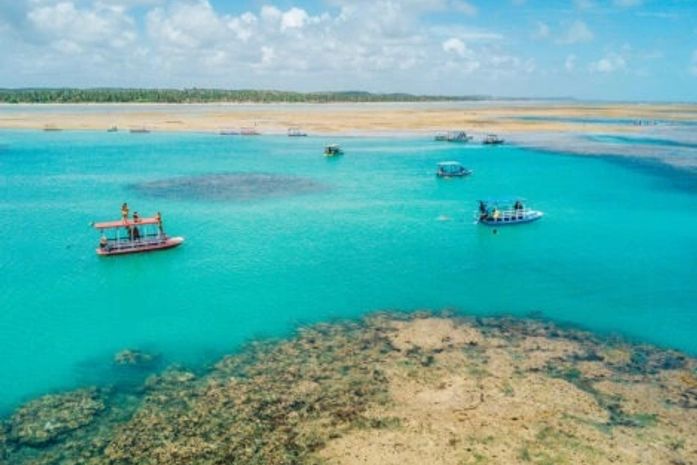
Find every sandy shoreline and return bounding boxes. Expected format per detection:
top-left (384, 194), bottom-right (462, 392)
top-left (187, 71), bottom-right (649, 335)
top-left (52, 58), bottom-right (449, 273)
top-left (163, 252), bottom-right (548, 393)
top-left (1, 101), bottom-right (696, 134)
top-left (2, 101), bottom-right (696, 171)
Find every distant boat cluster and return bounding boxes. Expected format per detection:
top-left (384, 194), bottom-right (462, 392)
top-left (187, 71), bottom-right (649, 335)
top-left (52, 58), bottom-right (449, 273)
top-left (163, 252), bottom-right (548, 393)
top-left (434, 130), bottom-right (504, 145)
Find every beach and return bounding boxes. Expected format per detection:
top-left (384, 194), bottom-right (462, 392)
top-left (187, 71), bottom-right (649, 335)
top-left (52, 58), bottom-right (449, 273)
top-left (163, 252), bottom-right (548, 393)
top-left (2, 101), bottom-right (696, 171)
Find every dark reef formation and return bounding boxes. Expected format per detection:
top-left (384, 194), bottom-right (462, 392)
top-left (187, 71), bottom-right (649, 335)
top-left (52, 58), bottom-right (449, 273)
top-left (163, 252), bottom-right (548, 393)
top-left (130, 173), bottom-right (328, 202)
top-left (1, 312), bottom-right (695, 465)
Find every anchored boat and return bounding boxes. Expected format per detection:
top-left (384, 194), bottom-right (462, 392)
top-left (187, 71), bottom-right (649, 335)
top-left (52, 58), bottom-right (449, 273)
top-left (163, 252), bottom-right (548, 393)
top-left (324, 144), bottom-right (344, 157)
top-left (93, 213), bottom-right (184, 256)
top-left (436, 161), bottom-right (472, 177)
top-left (435, 131), bottom-right (473, 143)
top-left (482, 134), bottom-right (504, 145)
top-left (477, 198), bottom-right (543, 226)
top-left (288, 127), bottom-right (308, 137)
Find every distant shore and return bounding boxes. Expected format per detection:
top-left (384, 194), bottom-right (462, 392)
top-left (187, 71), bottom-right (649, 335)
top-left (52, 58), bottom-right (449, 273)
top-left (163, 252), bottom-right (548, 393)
top-left (1, 101), bottom-right (695, 134)
top-left (1, 101), bottom-right (696, 170)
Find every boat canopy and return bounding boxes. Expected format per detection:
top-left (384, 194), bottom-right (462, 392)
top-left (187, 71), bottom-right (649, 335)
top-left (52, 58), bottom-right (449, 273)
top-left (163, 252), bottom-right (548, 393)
top-left (437, 161), bottom-right (463, 167)
top-left (93, 217), bottom-right (160, 229)
top-left (479, 197), bottom-right (526, 205)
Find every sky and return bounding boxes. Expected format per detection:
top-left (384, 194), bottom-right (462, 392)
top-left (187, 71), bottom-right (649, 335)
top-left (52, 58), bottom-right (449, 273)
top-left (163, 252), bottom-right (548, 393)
top-left (0, 0), bottom-right (695, 101)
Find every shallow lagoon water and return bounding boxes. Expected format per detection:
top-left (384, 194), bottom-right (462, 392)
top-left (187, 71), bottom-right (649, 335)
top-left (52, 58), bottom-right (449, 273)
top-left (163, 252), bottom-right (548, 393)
top-left (0, 130), bottom-right (696, 414)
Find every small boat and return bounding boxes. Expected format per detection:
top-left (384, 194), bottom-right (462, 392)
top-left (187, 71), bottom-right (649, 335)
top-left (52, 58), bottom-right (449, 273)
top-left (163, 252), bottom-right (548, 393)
top-left (477, 198), bottom-right (543, 226)
top-left (436, 161), bottom-right (472, 177)
top-left (435, 131), bottom-right (473, 142)
top-left (107, 126), bottom-right (118, 132)
top-left (219, 129), bottom-right (239, 136)
top-left (483, 134), bottom-right (504, 145)
top-left (130, 127), bottom-right (150, 133)
top-left (324, 144), bottom-right (344, 157)
top-left (93, 213), bottom-right (184, 256)
top-left (446, 131), bottom-right (473, 143)
top-left (43, 125), bottom-right (62, 132)
top-left (288, 127), bottom-right (308, 137)
top-left (241, 127), bottom-right (260, 136)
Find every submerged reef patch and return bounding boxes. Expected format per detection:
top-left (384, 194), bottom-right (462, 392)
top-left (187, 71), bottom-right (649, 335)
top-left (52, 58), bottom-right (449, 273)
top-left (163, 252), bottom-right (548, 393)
top-left (129, 173), bottom-right (328, 201)
top-left (8, 388), bottom-right (105, 447)
top-left (1, 312), bottom-right (696, 465)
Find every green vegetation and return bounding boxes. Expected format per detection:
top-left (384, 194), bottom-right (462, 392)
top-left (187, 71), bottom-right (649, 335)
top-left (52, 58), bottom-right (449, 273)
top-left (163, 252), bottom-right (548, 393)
top-left (0, 88), bottom-right (489, 104)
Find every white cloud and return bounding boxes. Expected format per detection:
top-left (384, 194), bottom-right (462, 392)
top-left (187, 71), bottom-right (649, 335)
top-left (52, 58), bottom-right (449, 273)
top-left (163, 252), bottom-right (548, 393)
top-left (450, 0), bottom-right (477, 16)
top-left (565, 54), bottom-right (576, 71)
top-left (590, 53), bottom-right (626, 73)
top-left (557, 20), bottom-right (593, 44)
top-left (442, 37), bottom-right (469, 57)
top-left (533, 21), bottom-right (550, 39)
top-left (281, 7), bottom-right (310, 31)
top-left (27, 1), bottom-right (136, 51)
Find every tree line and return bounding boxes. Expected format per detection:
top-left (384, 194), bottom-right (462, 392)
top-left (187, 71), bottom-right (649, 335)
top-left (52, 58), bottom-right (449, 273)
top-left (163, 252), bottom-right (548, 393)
top-left (0, 88), bottom-right (490, 104)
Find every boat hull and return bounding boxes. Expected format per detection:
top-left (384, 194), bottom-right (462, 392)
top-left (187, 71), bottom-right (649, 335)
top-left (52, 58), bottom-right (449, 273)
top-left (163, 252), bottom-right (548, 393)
top-left (479, 211), bottom-right (543, 226)
top-left (437, 170), bottom-right (472, 178)
top-left (96, 237), bottom-right (184, 256)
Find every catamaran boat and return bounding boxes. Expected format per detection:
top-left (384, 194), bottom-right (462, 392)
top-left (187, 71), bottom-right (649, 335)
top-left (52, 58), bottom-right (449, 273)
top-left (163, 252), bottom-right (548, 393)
top-left (436, 161), bottom-right (472, 177)
top-left (93, 214), bottom-right (184, 256)
top-left (477, 199), bottom-right (543, 226)
top-left (324, 144), bottom-right (344, 157)
top-left (107, 126), bottom-right (118, 132)
top-left (288, 127), bottom-right (308, 137)
top-left (482, 134), bottom-right (504, 145)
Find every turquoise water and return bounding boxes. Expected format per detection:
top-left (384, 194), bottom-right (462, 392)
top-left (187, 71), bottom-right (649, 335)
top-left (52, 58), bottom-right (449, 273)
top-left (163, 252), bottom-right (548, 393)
top-left (0, 130), bottom-right (696, 414)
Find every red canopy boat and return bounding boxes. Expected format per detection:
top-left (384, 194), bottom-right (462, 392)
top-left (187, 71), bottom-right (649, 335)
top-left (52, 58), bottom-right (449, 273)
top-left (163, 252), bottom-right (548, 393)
top-left (92, 214), bottom-right (184, 256)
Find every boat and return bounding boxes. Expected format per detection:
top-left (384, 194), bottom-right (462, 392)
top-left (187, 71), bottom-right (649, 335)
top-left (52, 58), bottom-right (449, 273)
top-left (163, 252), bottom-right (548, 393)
top-left (446, 131), bottom-right (473, 143)
top-left (436, 161), bottom-right (472, 177)
top-left (219, 129), bottom-right (239, 135)
top-left (435, 131), bottom-right (473, 143)
top-left (241, 127), bottom-right (260, 136)
top-left (483, 134), bottom-right (504, 145)
top-left (130, 127), bottom-right (150, 133)
top-left (288, 127), bottom-right (308, 137)
top-left (477, 198), bottom-right (543, 226)
top-left (324, 144), bottom-right (344, 157)
top-left (93, 213), bottom-right (184, 256)
top-left (107, 126), bottom-right (118, 132)
top-left (43, 125), bottom-right (62, 132)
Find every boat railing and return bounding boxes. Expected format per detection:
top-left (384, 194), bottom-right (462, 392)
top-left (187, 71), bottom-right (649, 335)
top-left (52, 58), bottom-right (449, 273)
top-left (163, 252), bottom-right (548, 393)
top-left (104, 234), bottom-right (167, 250)
top-left (481, 208), bottom-right (536, 221)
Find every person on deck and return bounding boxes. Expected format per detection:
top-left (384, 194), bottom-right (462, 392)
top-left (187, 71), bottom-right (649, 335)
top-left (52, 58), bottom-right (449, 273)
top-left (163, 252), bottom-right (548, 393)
top-left (121, 203), bottom-right (129, 220)
top-left (156, 212), bottom-right (164, 237)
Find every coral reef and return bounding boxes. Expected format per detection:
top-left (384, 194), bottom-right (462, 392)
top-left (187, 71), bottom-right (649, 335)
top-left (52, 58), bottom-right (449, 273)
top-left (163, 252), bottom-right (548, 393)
top-left (1, 312), bottom-right (696, 465)
top-left (113, 349), bottom-right (158, 368)
top-left (130, 173), bottom-right (328, 202)
top-left (7, 388), bottom-right (105, 447)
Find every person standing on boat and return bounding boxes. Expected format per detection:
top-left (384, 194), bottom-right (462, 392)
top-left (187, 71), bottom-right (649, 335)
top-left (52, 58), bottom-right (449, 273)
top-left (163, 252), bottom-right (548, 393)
top-left (121, 202), bottom-right (129, 221)
top-left (479, 201), bottom-right (488, 221)
top-left (156, 212), bottom-right (164, 238)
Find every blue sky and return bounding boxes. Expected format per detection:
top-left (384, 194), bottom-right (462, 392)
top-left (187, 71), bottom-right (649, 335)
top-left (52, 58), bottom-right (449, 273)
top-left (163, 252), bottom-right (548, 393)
top-left (0, 0), bottom-right (695, 100)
